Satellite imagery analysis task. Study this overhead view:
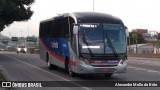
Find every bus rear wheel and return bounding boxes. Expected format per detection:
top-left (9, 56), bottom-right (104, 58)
top-left (46, 53), bottom-right (58, 70)
top-left (47, 62), bottom-right (58, 70)
top-left (47, 62), bottom-right (53, 70)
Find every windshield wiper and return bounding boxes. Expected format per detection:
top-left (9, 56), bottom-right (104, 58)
top-left (105, 33), bottom-right (119, 58)
top-left (82, 36), bottom-right (94, 57)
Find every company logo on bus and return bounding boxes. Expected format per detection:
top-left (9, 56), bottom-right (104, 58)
top-left (50, 41), bottom-right (58, 48)
top-left (91, 60), bottom-right (119, 65)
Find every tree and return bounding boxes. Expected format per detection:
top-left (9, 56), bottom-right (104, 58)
top-left (157, 33), bottom-right (160, 40)
top-left (157, 33), bottom-right (160, 49)
top-left (128, 32), bottom-right (145, 45)
top-left (0, 0), bottom-right (35, 31)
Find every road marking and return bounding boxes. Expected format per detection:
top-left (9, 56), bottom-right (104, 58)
top-left (128, 57), bottom-right (160, 60)
top-left (128, 59), bottom-right (160, 66)
top-left (128, 66), bottom-right (160, 74)
top-left (129, 61), bottom-right (160, 66)
top-left (5, 54), bottom-right (92, 90)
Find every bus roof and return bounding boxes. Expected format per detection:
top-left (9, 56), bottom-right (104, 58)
top-left (40, 12), bottom-right (123, 24)
top-left (73, 12), bottom-right (123, 24)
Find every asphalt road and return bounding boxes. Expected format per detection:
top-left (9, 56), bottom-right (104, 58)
top-left (0, 51), bottom-right (160, 90)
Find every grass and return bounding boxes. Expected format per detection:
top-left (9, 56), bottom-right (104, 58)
top-left (128, 53), bottom-right (160, 59)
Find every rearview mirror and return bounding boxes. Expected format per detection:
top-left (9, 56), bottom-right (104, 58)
top-left (73, 26), bottom-right (78, 34)
top-left (125, 26), bottom-right (129, 37)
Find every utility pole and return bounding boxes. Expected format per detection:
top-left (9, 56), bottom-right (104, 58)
top-left (0, 32), bottom-right (1, 39)
top-left (0, 32), bottom-right (1, 43)
top-left (149, 31), bottom-right (157, 54)
top-left (9, 32), bottom-right (11, 38)
top-left (28, 27), bottom-right (29, 37)
top-left (132, 33), bottom-right (135, 53)
top-left (136, 33), bottom-right (138, 54)
top-left (129, 35), bottom-right (131, 53)
top-left (93, 0), bottom-right (95, 12)
top-left (20, 31), bottom-right (23, 37)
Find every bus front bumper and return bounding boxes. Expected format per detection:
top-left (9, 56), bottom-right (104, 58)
top-left (74, 60), bottom-right (127, 74)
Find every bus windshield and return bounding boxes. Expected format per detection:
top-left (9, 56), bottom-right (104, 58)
top-left (78, 23), bottom-right (126, 54)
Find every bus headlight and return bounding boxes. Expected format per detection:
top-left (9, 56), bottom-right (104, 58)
top-left (85, 59), bottom-right (90, 65)
top-left (24, 48), bottom-right (27, 52)
top-left (78, 57), bottom-right (90, 65)
top-left (17, 48), bottom-right (21, 51)
top-left (119, 57), bottom-right (127, 65)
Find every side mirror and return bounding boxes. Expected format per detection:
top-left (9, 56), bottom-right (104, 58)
top-left (125, 26), bottom-right (129, 37)
top-left (73, 26), bottom-right (78, 35)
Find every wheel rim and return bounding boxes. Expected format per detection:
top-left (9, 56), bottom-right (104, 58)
top-left (68, 64), bottom-right (73, 76)
top-left (47, 62), bottom-right (50, 67)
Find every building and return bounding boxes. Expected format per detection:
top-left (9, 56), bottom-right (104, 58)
top-left (132, 29), bottom-right (148, 34)
top-left (132, 29), bottom-right (157, 42)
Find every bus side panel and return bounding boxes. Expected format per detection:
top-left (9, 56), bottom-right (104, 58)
top-left (68, 42), bottom-right (78, 72)
top-left (39, 42), bottom-right (46, 61)
top-left (49, 38), bottom-right (70, 68)
top-left (39, 38), bottom-right (47, 61)
top-left (40, 37), bottom-right (70, 68)
top-left (59, 38), bottom-right (70, 59)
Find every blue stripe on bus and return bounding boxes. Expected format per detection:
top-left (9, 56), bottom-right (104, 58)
top-left (40, 37), bottom-right (70, 61)
top-left (40, 38), bottom-right (76, 66)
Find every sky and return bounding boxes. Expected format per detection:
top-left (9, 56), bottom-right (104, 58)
top-left (1, 0), bottom-right (160, 37)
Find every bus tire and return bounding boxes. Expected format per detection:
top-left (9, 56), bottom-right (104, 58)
top-left (47, 62), bottom-right (53, 70)
top-left (47, 62), bottom-right (58, 70)
top-left (68, 63), bottom-right (76, 77)
top-left (46, 53), bottom-right (58, 70)
top-left (52, 65), bottom-right (58, 70)
top-left (65, 57), bottom-right (76, 77)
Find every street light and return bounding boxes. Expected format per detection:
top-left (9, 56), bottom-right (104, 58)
top-left (132, 33), bottom-right (137, 53)
top-left (20, 31), bottom-right (22, 37)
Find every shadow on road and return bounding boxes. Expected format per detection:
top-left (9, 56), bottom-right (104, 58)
top-left (41, 66), bottom-right (124, 81)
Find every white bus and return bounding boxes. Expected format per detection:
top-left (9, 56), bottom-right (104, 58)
top-left (39, 12), bottom-right (128, 77)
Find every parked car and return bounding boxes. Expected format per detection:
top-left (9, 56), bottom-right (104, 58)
top-left (0, 48), bottom-right (5, 51)
top-left (16, 46), bottom-right (27, 53)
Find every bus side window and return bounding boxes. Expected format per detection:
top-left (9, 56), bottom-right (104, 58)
top-left (65, 34), bottom-right (69, 38)
top-left (49, 21), bottom-right (54, 37)
top-left (60, 18), bottom-right (69, 39)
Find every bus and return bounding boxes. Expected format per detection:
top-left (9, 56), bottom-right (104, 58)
top-left (39, 12), bottom-right (128, 77)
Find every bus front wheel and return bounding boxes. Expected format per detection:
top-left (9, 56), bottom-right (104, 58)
top-left (65, 57), bottom-right (76, 77)
top-left (68, 63), bottom-right (76, 77)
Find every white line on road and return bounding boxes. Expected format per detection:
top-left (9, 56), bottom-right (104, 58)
top-left (5, 54), bottom-right (92, 90)
top-left (128, 57), bottom-right (160, 60)
top-left (129, 61), bottom-right (160, 66)
top-left (128, 66), bottom-right (160, 74)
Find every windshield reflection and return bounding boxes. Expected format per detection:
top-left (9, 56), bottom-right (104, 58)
top-left (78, 23), bottom-right (126, 54)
